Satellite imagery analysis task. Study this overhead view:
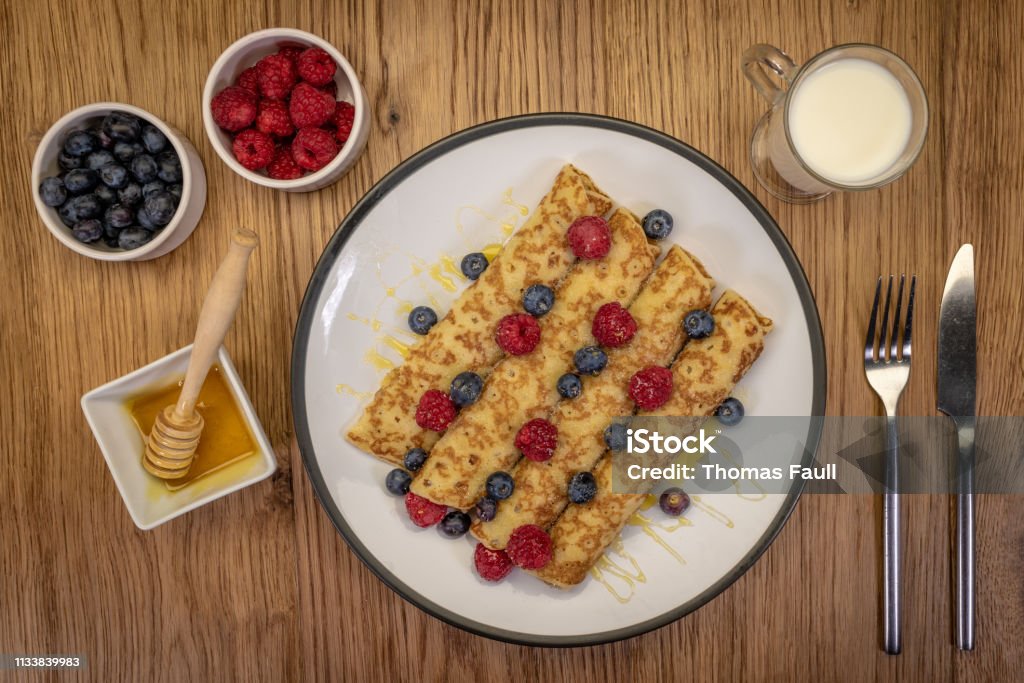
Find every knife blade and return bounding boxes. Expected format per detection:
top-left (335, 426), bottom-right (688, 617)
top-left (936, 243), bottom-right (977, 652)
top-left (937, 244), bottom-right (977, 417)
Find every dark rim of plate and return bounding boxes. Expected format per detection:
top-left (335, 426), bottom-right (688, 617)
top-left (290, 113), bottom-right (828, 647)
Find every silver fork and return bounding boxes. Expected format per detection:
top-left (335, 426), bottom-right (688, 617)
top-left (864, 274), bottom-right (916, 655)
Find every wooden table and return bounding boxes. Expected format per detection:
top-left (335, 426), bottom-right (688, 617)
top-left (2, 1), bottom-right (1022, 680)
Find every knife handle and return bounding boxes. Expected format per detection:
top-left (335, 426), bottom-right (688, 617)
top-left (883, 414), bottom-right (902, 655)
top-left (955, 418), bottom-right (976, 651)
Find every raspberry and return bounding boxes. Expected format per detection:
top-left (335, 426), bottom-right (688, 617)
top-left (289, 82), bottom-right (336, 128)
top-left (236, 66), bottom-right (259, 94)
top-left (266, 145), bottom-right (303, 180)
top-left (255, 99), bottom-right (294, 138)
top-left (567, 215), bottom-right (611, 260)
top-left (332, 101), bottom-right (356, 145)
top-left (474, 543), bottom-right (513, 582)
top-left (495, 313), bottom-right (541, 355)
top-left (256, 53), bottom-right (297, 99)
top-left (415, 389), bottom-right (456, 431)
top-left (515, 419), bottom-right (558, 462)
top-left (629, 366), bottom-right (674, 410)
top-left (405, 492), bottom-right (447, 528)
top-left (211, 86), bottom-right (257, 132)
top-left (291, 127), bottom-right (339, 171)
top-left (296, 47), bottom-right (337, 86)
top-left (277, 45), bottom-right (304, 63)
top-left (506, 524), bottom-right (552, 570)
top-left (592, 302), bottom-right (637, 348)
top-left (231, 129), bottom-right (274, 170)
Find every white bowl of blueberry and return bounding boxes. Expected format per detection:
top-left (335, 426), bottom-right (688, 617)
top-left (32, 103), bottom-right (207, 261)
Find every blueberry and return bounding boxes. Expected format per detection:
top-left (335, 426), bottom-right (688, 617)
top-left (118, 183), bottom-right (143, 207)
top-left (104, 204), bottom-right (134, 229)
top-left (136, 207), bottom-right (158, 230)
top-left (102, 111), bottom-right (142, 142)
top-left (130, 154), bottom-right (159, 183)
top-left (683, 310), bottom-right (714, 339)
top-left (168, 183), bottom-right (183, 201)
top-left (38, 177), bottom-right (66, 207)
top-left (659, 487), bottom-right (691, 516)
top-left (567, 471), bottom-right (598, 504)
top-left (408, 306), bottom-right (438, 335)
top-left (485, 471), bottom-right (514, 500)
top-left (113, 141), bottom-right (144, 163)
top-left (384, 468), bottom-right (412, 495)
top-left (143, 192), bottom-right (177, 226)
top-left (58, 150), bottom-right (83, 170)
top-left (103, 236), bottom-right (120, 248)
top-left (522, 283), bottom-right (554, 317)
top-left (63, 168), bottom-right (99, 194)
top-left (474, 496), bottom-right (497, 522)
top-left (574, 346), bottom-right (608, 375)
top-left (142, 180), bottom-right (166, 198)
top-left (715, 397), bottom-right (744, 426)
top-left (460, 252), bottom-right (488, 280)
top-left (57, 201), bottom-right (77, 226)
top-left (117, 228), bottom-right (153, 250)
top-left (556, 372), bottom-right (582, 399)
top-left (72, 219), bottom-right (103, 243)
top-left (63, 194), bottom-right (102, 221)
top-left (97, 131), bottom-right (114, 149)
top-left (156, 151), bottom-right (182, 183)
top-left (98, 163), bottom-right (129, 189)
top-left (438, 510), bottom-right (471, 538)
top-left (86, 150), bottom-right (115, 170)
top-left (63, 130), bottom-right (99, 157)
top-left (403, 447), bottom-right (428, 472)
top-left (449, 371), bottom-right (483, 407)
top-left (141, 125), bottom-right (168, 154)
top-left (641, 209), bottom-right (674, 240)
top-left (102, 220), bottom-right (122, 240)
top-left (604, 423), bottom-right (628, 451)
top-left (93, 184), bottom-right (117, 205)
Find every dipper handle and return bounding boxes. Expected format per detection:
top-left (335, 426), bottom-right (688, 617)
top-left (175, 227), bottom-right (259, 418)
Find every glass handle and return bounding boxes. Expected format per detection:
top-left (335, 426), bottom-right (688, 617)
top-left (742, 44), bottom-right (799, 105)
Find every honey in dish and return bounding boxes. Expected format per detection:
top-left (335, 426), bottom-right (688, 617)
top-left (128, 365), bottom-right (257, 491)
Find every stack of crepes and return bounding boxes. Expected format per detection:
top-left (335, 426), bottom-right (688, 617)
top-left (347, 164), bottom-right (773, 588)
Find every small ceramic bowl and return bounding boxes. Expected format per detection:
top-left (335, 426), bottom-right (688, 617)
top-left (32, 102), bottom-right (207, 261)
top-left (81, 345), bottom-right (277, 529)
top-left (202, 28), bottom-right (370, 192)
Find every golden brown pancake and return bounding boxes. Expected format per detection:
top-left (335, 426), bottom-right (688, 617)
top-left (346, 165), bottom-right (613, 464)
top-left (410, 209), bottom-right (660, 509)
top-left (531, 290), bottom-right (773, 588)
top-left (471, 246), bottom-right (715, 549)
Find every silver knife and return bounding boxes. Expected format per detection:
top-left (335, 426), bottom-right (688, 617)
top-left (936, 243), bottom-right (977, 651)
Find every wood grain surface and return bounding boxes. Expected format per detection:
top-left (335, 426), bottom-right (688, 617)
top-left (2, 0), bottom-right (1022, 681)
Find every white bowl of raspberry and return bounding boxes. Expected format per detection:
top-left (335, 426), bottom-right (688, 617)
top-left (202, 28), bottom-right (370, 192)
top-left (32, 102), bottom-right (208, 261)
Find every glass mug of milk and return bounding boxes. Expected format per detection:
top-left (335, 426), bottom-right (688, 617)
top-left (742, 43), bottom-right (928, 203)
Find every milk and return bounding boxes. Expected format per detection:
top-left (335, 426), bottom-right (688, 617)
top-left (786, 58), bottom-right (913, 185)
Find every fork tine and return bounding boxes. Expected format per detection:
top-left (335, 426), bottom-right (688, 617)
top-left (902, 275), bottom-right (916, 358)
top-left (879, 275), bottom-right (893, 362)
top-left (865, 277), bottom-right (882, 363)
top-left (890, 275), bottom-right (905, 360)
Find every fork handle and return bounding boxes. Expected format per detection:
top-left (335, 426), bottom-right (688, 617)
top-left (955, 418), bottom-right (976, 651)
top-left (883, 413), bottom-right (902, 655)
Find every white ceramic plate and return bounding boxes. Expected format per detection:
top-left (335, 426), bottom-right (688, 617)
top-left (292, 114), bottom-right (826, 645)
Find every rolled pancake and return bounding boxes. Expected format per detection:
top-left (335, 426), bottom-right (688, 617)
top-left (532, 290), bottom-right (773, 588)
top-left (346, 165), bottom-right (613, 464)
top-left (472, 246), bottom-right (715, 549)
top-left (410, 209), bottom-right (660, 508)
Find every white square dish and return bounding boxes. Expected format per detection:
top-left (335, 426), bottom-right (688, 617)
top-left (81, 345), bottom-right (277, 529)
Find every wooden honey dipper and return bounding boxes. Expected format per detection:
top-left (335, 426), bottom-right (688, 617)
top-left (143, 227), bottom-right (259, 480)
